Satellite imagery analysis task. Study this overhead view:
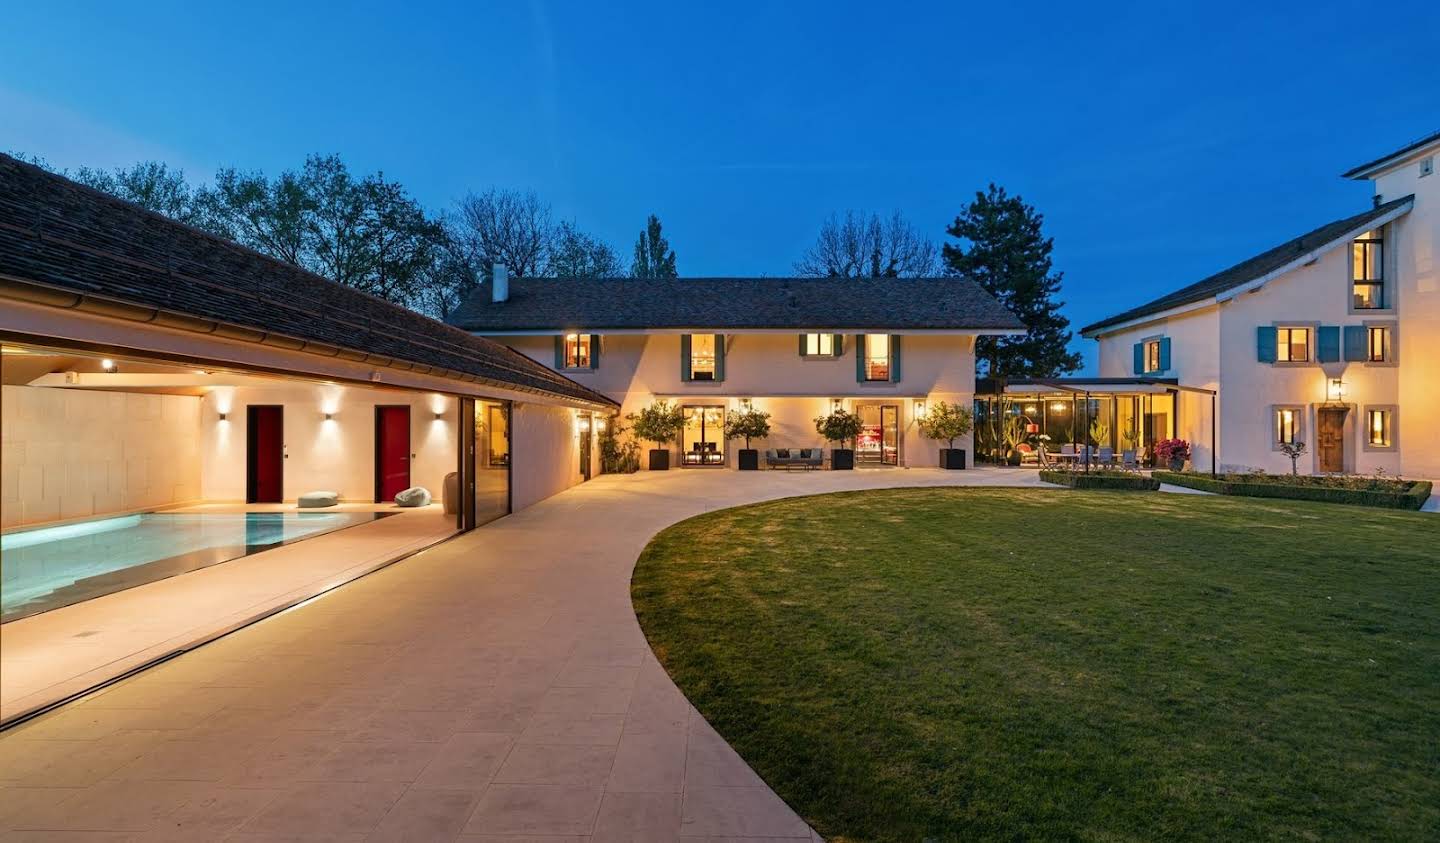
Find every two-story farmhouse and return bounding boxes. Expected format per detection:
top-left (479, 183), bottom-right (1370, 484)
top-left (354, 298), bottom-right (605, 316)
top-left (449, 274), bottom-right (1024, 470)
top-left (1081, 130), bottom-right (1439, 479)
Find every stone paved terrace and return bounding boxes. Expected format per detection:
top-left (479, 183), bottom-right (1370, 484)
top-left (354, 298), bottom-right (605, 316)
top-left (0, 467), bottom-right (1045, 840)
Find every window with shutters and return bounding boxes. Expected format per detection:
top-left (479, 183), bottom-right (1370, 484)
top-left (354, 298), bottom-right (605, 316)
top-left (690, 334), bottom-right (716, 380)
top-left (1275, 327), bottom-right (1310, 362)
top-left (1144, 340), bottom-right (1162, 373)
top-left (802, 333), bottom-right (835, 357)
top-left (562, 334), bottom-right (592, 369)
top-left (1366, 325), bottom-right (1393, 363)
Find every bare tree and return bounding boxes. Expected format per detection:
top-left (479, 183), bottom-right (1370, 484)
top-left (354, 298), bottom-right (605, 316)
top-left (795, 210), bottom-right (938, 278)
top-left (549, 221), bottom-right (622, 277)
top-left (451, 189), bottom-right (554, 278)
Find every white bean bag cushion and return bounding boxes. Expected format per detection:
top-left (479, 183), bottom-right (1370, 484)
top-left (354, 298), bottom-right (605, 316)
top-left (297, 490), bottom-right (339, 508)
top-left (394, 486), bottom-right (432, 507)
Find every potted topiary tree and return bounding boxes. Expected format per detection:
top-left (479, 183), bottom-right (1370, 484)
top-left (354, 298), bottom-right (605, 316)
top-left (814, 407), bottom-right (863, 470)
top-left (917, 400), bottom-right (973, 469)
top-left (628, 400), bottom-right (686, 471)
top-left (724, 406), bottom-right (772, 471)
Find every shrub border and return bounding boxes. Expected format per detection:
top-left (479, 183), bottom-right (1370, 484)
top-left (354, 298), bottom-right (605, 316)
top-left (1038, 470), bottom-right (1160, 491)
top-left (1153, 471), bottom-right (1432, 510)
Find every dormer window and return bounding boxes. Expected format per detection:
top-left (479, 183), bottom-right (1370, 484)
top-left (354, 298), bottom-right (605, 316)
top-left (1351, 230), bottom-right (1384, 309)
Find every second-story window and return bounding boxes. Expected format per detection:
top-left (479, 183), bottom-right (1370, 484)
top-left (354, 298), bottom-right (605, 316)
top-left (1352, 230), bottom-right (1384, 309)
top-left (1367, 326), bottom-right (1391, 362)
top-left (563, 333), bottom-right (592, 369)
top-left (1275, 327), bottom-right (1310, 362)
top-left (802, 333), bottom-right (835, 357)
top-left (1144, 340), bottom-right (1162, 373)
top-left (864, 334), bottom-right (890, 381)
top-left (690, 334), bottom-right (716, 380)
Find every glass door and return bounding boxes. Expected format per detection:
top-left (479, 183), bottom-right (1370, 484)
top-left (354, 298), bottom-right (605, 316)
top-left (681, 406), bottom-right (725, 466)
top-left (856, 404), bottom-right (899, 465)
top-left (881, 405), bottom-right (899, 465)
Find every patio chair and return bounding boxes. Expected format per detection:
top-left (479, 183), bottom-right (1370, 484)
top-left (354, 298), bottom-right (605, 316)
top-left (1120, 449), bottom-right (1139, 471)
top-left (1016, 443), bottom-right (1038, 465)
top-left (1076, 445), bottom-right (1091, 465)
top-left (1097, 447), bottom-right (1115, 466)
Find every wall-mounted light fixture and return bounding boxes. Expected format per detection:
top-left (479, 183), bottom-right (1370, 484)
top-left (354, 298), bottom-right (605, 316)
top-left (913, 399), bottom-right (927, 417)
top-left (218, 412), bottom-right (228, 422)
top-left (595, 418), bottom-right (607, 432)
top-left (739, 397), bottom-right (753, 411)
top-left (101, 358), bottom-right (117, 372)
top-left (1327, 378), bottom-right (1345, 403)
top-left (831, 397), bottom-right (843, 412)
top-left (324, 412), bottom-right (335, 421)
top-left (433, 411), bottom-right (444, 421)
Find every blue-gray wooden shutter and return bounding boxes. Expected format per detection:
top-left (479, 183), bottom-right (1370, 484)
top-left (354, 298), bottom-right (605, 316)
top-left (832, 333), bottom-right (844, 357)
top-left (554, 335), bottom-right (565, 368)
top-left (889, 335), bottom-right (902, 382)
top-left (589, 335), bottom-right (600, 369)
top-left (1316, 326), bottom-right (1340, 362)
top-left (1256, 327), bottom-right (1277, 363)
top-left (798, 334), bottom-right (807, 356)
top-left (680, 334), bottom-right (692, 381)
top-left (1133, 342), bottom-right (1144, 374)
top-left (713, 334), bottom-right (725, 382)
top-left (1158, 337), bottom-right (1171, 372)
top-left (1343, 325), bottom-right (1367, 361)
top-left (855, 335), bottom-right (866, 382)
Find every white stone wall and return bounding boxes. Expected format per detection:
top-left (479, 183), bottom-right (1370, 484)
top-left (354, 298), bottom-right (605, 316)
top-left (511, 402), bottom-right (585, 509)
top-left (1, 386), bottom-right (202, 528)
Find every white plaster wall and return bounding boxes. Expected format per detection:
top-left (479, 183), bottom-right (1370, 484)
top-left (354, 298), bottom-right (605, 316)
top-left (511, 402), bottom-right (584, 510)
top-left (1214, 245), bottom-right (1401, 475)
top-left (1, 386), bottom-right (201, 527)
top-left (1375, 149), bottom-right (1440, 479)
top-left (501, 332), bottom-right (978, 469)
top-left (198, 384), bottom-right (457, 503)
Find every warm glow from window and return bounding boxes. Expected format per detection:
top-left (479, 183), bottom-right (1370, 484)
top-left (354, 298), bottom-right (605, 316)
top-left (1367, 326), bottom-right (1389, 362)
top-left (690, 334), bottom-right (716, 379)
top-left (1276, 327), bottom-right (1309, 362)
top-left (1144, 340), bottom-right (1161, 373)
top-left (803, 333), bottom-right (834, 356)
top-left (864, 334), bottom-right (890, 380)
top-left (1276, 408), bottom-right (1298, 444)
top-left (1368, 410), bottom-right (1390, 447)
top-left (1352, 231), bottom-right (1384, 309)
top-left (564, 333), bottom-right (591, 368)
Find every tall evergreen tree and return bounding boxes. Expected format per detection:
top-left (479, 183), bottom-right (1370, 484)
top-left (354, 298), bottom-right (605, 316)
top-left (630, 214), bottom-right (677, 278)
top-left (943, 184), bottom-right (1081, 378)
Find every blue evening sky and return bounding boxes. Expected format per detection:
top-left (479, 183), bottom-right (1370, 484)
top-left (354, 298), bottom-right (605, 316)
top-left (3, 1), bottom-right (1437, 371)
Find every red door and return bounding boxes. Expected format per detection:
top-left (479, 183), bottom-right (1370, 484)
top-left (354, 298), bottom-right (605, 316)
top-left (375, 406), bottom-right (411, 502)
top-left (247, 406), bottom-right (284, 503)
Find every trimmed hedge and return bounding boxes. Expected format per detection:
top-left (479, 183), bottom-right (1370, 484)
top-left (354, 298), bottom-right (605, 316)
top-left (1039, 470), bottom-right (1161, 491)
top-left (1153, 471), bottom-right (1433, 511)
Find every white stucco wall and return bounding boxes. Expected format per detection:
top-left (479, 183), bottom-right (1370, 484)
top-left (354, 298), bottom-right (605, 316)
top-left (198, 384), bottom-right (457, 503)
top-left (1, 386), bottom-right (202, 527)
top-left (511, 402), bottom-right (585, 509)
top-left (1374, 147), bottom-right (1439, 480)
top-left (502, 332), bottom-right (979, 469)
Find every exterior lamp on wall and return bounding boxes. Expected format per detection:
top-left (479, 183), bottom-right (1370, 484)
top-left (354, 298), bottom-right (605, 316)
top-left (1327, 378), bottom-right (1345, 403)
top-left (218, 412), bottom-right (228, 422)
top-left (831, 398), bottom-right (843, 412)
top-left (913, 399), bottom-right (926, 417)
top-left (740, 397), bottom-right (753, 411)
top-left (433, 411), bottom-right (444, 420)
top-left (101, 358), bottom-right (117, 372)
top-left (324, 412), bottom-right (335, 421)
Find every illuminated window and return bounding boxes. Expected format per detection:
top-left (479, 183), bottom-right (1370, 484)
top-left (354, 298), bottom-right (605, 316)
top-left (562, 333), bottom-right (592, 369)
top-left (802, 333), bottom-right (835, 357)
top-left (1367, 326), bottom-right (1390, 362)
top-left (1275, 408), bottom-right (1299, 445)
top-left (1144, 340), bottom-right (1162, 373)
top-left (1367, 409), bottom-right (1391, 447)
top-left (864, 334), bottom-right (890, 381)
top-left (1352, 230), bottom-right (1384, 309)
top-left (690, 334), bottom-right (716, 380)
top-left (1275, 327), bottom-right (1310, 362)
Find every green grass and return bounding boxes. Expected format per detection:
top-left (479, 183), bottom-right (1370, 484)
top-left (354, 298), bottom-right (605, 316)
top-left (631, 489), bottom-right (1440, 841)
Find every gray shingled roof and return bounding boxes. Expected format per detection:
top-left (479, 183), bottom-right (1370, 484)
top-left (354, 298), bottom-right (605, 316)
top-left (0, 154), bottom-right (616, 409)
top-left (447, 276), bottom-right (1025, 332)
top-left (1080, 195), bottom-right (1414, 336)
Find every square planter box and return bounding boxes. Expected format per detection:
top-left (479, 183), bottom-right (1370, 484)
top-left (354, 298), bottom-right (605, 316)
top-left (939, 448), bottom-right (967, 470)
top-left (738, 449), bottom-right (759, 471)
top-left (648, 449), bottom-right (670, 471)
top-left (831, 448), bottom-right (855, 470)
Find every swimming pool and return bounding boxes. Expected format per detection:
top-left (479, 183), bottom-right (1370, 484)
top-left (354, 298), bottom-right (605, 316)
top-left (1, 511), bottom-right (389, 622)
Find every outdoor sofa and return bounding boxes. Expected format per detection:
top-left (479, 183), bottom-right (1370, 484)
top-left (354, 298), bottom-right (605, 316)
top-left (764, 448), bottom-right (824, 470)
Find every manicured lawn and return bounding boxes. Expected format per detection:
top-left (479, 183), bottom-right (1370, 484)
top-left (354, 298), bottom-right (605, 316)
top-left (631, 489), bottom-right (1440, 841)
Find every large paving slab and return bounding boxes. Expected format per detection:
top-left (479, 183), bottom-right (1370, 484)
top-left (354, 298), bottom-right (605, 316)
top-left (0, 467), bottom-right (1045, 839)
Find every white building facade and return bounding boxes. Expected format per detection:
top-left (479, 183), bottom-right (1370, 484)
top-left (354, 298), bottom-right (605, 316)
top-left (1084, 131), bottom-right (1439, 479)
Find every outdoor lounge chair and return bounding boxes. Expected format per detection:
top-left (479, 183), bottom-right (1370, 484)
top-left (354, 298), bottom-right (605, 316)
top-left (1097, 447), bottom-right (1115, 466)
top-left (1120, 449), bottom-right (1140, 471)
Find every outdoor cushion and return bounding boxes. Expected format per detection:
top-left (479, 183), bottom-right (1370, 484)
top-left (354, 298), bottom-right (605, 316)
top-left (776, 448), bottom-right (791, 458)
top-left (798, 448), bottom-right (812, 459)
top-left (297, 490), bottom-right (339, 508)
top-left (394, 486), bottom-right (432, 507)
